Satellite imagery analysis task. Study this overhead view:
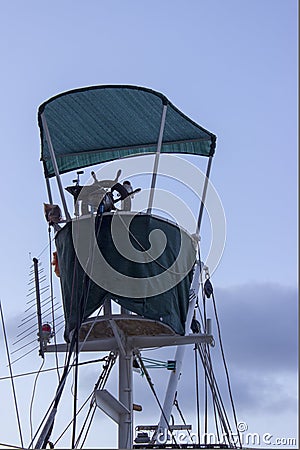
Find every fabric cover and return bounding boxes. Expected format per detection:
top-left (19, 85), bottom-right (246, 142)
top-left (55, 213), bottom-right (196, 340)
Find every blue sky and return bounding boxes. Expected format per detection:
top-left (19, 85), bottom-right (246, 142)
top-left (0, 1), bottom-right (298, 448)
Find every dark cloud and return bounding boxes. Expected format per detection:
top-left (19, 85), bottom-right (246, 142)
top-left (212, 283), bottom-right (298, 372)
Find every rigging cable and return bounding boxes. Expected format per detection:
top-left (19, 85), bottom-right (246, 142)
top-left (173, 392), bottom-right (193, 442)
top-left (48, 228), bottom-right (60, 381)
top-left (196, 342), bottom-right (234, 447)
top-left (47, 354), bottom-right (114, 446)
top-left (0, 301), bottom-right (24, 448)
top-left (53, 391), bottom-right (94, 446)
top-left (71, 328), bottom-right (80, 448)
top-left (29, 332), bottom-right (77, 448)
top-left (134, 351), bottom-right (180, 448)
top-left (194, 245), bottom-right (233, 446)
top-left (29, 358), bottom-right (45, 447)
top-left (72, 306), bottom-right (103, 448)
top-left (69, 212), bottom-right (106, 447)
top-left (0, 442), bottom-right (24, 449)
top-left (206, 344), bottom-right (221, 443)
top-left (211, 286), bottom-right (242, 449)
top-left (200, 263), bottom-right (208, 444)
top-left (0, 357), bottom-right (109, 381)
top-left (74, 352), bottom-right (117, 448)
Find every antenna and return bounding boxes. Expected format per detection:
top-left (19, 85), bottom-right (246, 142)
top-left (33, 257), bottom-right (45, 358)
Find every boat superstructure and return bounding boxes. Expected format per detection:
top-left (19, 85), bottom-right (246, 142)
top-left (3, 85), bottom-right (241, 449)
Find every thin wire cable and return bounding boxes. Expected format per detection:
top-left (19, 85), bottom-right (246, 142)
top-left (77, 405), bottom-right (97, 449)
top-left (201, 291), bottom-right (208, 443)
top-left (52, 353), bottom-right (116, 446)
top-left (28, 335), bottom-right (76, 448)
top-left (0, 442), bottom-right (24, 449)
top-left (48, 228), bottom-right (61, 381)
top-left (195, 244), bottom-right (231, 445)
top-left (29, 358), bottom-right (45, 447)
top-left (60, 214), bottom-right (109, 379)
top-left (173, 393), bottom-right (193, 442)
top-left (0, 301), bottom-right (24, 448)
top-left (211, 290), bottom-right (242, 449)
top-left (135, 351), bottom-right (180, 448)
top-left (197, 242), bottom-right (209, 444)
top-left (75, 352), bottom-right (117, 448)
top-left (37, 240), bottom-right (51, 259)
top-left (71, 329), bottom-right (80, 448)
top-left (53, 391), bottom-right (94, 446)
top-left (196, 342), bottom-right (234, 447)
top-left (206, 345), bottom-right (221, 443)
top-left (0, 357), bottom-right (108, 381)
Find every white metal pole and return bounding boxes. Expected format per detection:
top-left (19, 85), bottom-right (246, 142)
top-left (156, 261), bottom-right (201, 443)
top-left (195, 156), bottom-right (213, 236)
top-left (40, 112), bottom-right (71, 221)
top-left (147, 103), bottom-right (168, 214)
top-left (45, 178), bottom-right (53, 204)
top-left (118, 349), bottom-right (133, 448)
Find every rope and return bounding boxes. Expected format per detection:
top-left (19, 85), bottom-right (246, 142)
top-left (74, 352), bottom-right (117, 448)
top-left (173, 392), bottom-right (193, 441)
top-left (196, 343), bottom-right (234, 446)
top-left (192, 247), bottom-right (237, 447)
top-left (71, 329), bottom-right (80, 448)
top-left (0, 301), bottom-right (24, 448)
top-left (211, 290), bottom-right (242, 449)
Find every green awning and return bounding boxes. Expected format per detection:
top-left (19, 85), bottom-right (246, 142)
top-left (38, 85), bottom-right (216, 178)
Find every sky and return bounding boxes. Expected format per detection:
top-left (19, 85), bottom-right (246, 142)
top-left (0, 0), bottom-right (298, 448)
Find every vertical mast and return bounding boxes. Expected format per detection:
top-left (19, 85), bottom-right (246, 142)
top-left (156, 260), bottom-right (201, 442)
top-left (118, 349), bottom-right (133, 448)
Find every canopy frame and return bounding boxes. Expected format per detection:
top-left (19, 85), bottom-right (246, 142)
top-left (147, 102), bottom-right (168, 213)
top-left (38, 85), bottom-right (216, 227)
top-left (41, 112), bottom-right (71, 221)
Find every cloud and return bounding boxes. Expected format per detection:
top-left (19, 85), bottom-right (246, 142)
top-left (130, 282), bottom-right (298, 429)
top-left (213, 283), bottom-right (298, 372)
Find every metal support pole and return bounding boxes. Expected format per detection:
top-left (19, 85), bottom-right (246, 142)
top-left (195, 156), bottom-right (213, 236)
top-left (156, 261), bottom-right (201, 442)
top-left (147, 103), bottom-right (168, 214)
top-left (45, 178), bottom-right (53, 204)
top-left (118, 349), bottom-right (133, 448)
top-left (40, 112), bottom-right (71, 221)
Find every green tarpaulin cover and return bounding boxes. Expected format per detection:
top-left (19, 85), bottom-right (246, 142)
top-left (38, 85), bottom-right (216, 178)
top-left (55, 213), bottom-right (196, 340)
